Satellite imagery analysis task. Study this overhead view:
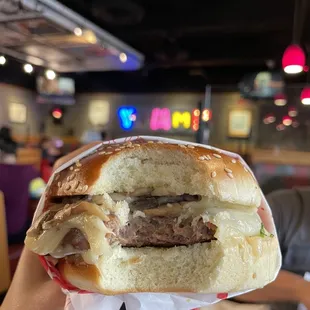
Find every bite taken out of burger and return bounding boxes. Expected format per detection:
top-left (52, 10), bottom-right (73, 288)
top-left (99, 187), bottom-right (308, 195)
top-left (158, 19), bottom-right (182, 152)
top-left (25, 138), bottom-right (280, 295)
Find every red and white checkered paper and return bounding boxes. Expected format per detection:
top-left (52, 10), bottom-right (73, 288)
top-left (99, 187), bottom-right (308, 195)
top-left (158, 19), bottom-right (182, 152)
top-left (32, 136), bottom-right (281, 310)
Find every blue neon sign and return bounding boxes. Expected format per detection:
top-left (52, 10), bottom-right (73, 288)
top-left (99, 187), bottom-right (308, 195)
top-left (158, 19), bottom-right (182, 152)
top-left (118, 107), bottom-right (137, 130)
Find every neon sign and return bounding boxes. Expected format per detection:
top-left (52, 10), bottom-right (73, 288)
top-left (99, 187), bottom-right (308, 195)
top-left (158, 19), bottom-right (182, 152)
top-left (150, 108), bottom-right (201, 131)
top-left (118, 107), bottom-right (136, 130)
top-left (150, 108), bottom-right (171, 131)
top-left (172, 111), bottom-right (191, 129)
top-left (191, 109), bottom-right (200, 131)
top-left (202, 109), bottom-right (212, 122)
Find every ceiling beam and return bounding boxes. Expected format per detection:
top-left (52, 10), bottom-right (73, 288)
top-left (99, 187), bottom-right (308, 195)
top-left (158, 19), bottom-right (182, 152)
top-left (113, 20), bottom-right (291, 40)
top-left (148, 58), bottom-right (270, 69)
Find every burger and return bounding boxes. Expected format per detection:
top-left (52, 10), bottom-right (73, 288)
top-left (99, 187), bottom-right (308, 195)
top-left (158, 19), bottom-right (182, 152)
top-left (25, 139), bottom-right (280, 295)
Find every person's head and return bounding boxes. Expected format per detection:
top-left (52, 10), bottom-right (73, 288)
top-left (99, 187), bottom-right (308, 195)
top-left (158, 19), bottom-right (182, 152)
top-left (39, 136), bottom-right (50, 148)
top-left (0, 126), bottom-right (13, 141)
top-left (100, 131), bottom-right (107, 141)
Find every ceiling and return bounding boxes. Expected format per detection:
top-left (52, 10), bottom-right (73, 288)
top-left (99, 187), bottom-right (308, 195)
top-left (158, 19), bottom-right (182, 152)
top-left (56, 0), bottom-right (310, 89)
top-left (1, 0), bottom-right (309, 92)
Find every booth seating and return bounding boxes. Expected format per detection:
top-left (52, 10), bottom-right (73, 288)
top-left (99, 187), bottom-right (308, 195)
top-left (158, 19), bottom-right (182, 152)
top-left (0, 164), bottom-right (39, 280)
top-left (16, 147), bottom-right (42, 171)
top-left (0, 191), bottom-right (11, 294)
top-left (0, 164), bottom-right (39, 240)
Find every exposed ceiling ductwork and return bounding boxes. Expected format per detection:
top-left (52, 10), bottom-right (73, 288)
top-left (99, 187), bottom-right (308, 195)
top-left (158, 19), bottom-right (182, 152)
top-left (0, 0), bottom-right (144, 72)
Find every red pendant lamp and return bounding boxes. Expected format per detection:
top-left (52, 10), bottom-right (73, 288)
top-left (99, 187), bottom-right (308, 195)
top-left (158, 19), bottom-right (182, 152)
top-left (301, 86), bottom-right (310, 105)
top-left (282, 115), bottom-right (293, 126)
top-left (288, 107), bottom-right (298, 117)
top-left (274, 93), bottom-right (287, 106)
top-left (282, 44), bottom-right (305, 74)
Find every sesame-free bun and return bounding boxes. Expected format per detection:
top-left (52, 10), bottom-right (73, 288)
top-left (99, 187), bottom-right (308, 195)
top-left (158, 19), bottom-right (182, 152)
top-left (49, 139), bottom-right (261, 208)
top-left (58, 235), bottom-right (279, 295)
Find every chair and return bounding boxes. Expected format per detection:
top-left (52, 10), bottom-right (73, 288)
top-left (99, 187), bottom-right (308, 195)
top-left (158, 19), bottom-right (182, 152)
top-left (0, 164), bottom-right (39, 240)
top-left (0, 191), bottom-right (11, 293)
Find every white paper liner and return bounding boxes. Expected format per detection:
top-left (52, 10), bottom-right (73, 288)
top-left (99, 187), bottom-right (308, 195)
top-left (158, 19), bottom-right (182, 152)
top-left (32, 136), bottom-right (282, 310)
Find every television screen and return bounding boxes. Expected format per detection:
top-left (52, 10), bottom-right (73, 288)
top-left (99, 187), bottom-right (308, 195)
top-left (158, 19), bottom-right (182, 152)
top-left (36, 76), bottom-right (75, 105)
top-left (239, 71), bottom-right (284, 99)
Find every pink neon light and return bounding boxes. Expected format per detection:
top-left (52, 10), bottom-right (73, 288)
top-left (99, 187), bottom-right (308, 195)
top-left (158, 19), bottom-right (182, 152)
top-left (150, 108), bottom-right (171, 131)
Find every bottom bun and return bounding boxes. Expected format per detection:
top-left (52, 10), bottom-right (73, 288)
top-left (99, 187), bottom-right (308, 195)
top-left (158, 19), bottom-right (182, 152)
top-left (58, 236), bottom-right (280, 295)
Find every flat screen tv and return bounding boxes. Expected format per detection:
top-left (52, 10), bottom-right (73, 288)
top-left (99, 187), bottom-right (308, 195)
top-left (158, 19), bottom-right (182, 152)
top-left (36, 76), bottom-right (75, 105)
top-left (239, 71), bottom-right (284, 99)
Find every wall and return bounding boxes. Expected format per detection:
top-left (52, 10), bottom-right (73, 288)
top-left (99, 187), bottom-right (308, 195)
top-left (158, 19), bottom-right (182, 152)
top-left (209, 93), bottom-right (259, 153)
top-left (76, 91), bottom-right (259, 148)
top-left (0, 83), bottom-right (259, 149)
top-left (77, 92), bottom-right (204, 141)
top-left (0, 83), bottom-right (42, 138)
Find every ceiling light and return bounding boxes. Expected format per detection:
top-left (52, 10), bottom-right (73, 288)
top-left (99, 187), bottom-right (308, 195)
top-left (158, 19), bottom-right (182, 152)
top-left (292, 121), bottom-right (299, 128)
top-left (282, 44), bottom-right (305, 74)
top-left (288, 107), bottom-right (298, 117)
top-left (45, 69), bottom-right (56, 80)
top-left (52, 108), bottom-right (63, 119)
top-left (282, 116), bottom-right (292, 126)
top-left (119, 53), bottom-right (127, 63)
top-left (263, 114), bottom-right (276, 124)
top-left (23, 63), bottom-right (33, 74)
top-left (301, 86), bottom-right (310, 105)
top-left (0, 56), bottom-right (6, 65)
top-left (74, 27), bottom-right (82, 36)
top-left (276, 124), bottom-right (285, 131)
top-left (274, 93), bottom-right (287, 106)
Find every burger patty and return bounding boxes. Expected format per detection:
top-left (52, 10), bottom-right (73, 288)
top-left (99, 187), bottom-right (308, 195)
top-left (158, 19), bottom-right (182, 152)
top-left (108, 216), bottom-right (217, 247)
top-left (61, 216), bottom-right (216, 251)
top-left (46, 193), bottom-right (216, 252)
top-left (62, 228), bottom-right (90, 251)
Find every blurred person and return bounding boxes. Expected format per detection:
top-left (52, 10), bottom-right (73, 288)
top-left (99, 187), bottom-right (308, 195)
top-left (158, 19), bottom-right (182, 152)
top-left (0, 126), bottom-right (17, 164)
top-left (207, 187), bottom-right (310, 310)
top-left (39, 136), bottom-right (50, 159)
top-left (100, 130), bottom-right (107, 141)
top-left (39, 136), bottom-right (63, 167)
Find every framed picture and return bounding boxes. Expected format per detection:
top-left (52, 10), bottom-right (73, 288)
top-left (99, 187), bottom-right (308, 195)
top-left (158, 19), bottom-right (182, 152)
top-left (228, 109), bottom-right (252, 138)
top-left (88, 100), bottom-right (110, 126)
top-left (8, 102), bottom-right (27, 124)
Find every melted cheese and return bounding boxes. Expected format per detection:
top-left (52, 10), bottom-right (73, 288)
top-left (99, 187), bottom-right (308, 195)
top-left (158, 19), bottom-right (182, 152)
top-left (181, 197), bottom-right (261, 239)
top-left (25, 214), bottom-right (111, 259)
top-left (206, 207), bottom-right (261, 239)
top-left (25, 195), bottom-right (262, 266)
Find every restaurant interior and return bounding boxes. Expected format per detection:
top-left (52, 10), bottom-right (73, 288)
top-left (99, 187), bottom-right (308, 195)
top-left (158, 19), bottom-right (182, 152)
top-left (1, 0), bottom-right (310, 306)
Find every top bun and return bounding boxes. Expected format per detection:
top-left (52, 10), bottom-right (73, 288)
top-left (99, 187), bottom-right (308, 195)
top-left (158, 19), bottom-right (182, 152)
top-left (49, 139), bottom-right (260, 208)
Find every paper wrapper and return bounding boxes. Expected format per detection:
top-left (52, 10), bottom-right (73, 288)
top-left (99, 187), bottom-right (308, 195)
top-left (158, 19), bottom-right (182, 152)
top-left (32, 136), bottom-right (282, 310)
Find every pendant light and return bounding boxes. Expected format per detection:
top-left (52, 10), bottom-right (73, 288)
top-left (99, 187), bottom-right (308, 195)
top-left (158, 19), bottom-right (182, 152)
top-left (282, 0), bottom-right (308, 74)
top-left (274, 93), bottom-right (287, 106)
top-left (282, 44), bottom-right (305, 74)
top-left (301, 86), bottom-right (310, 105)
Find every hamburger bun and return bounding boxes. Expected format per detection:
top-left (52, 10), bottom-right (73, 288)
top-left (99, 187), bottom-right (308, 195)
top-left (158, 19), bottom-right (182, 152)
top-left (25, 138), bottom-right (280, 295)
